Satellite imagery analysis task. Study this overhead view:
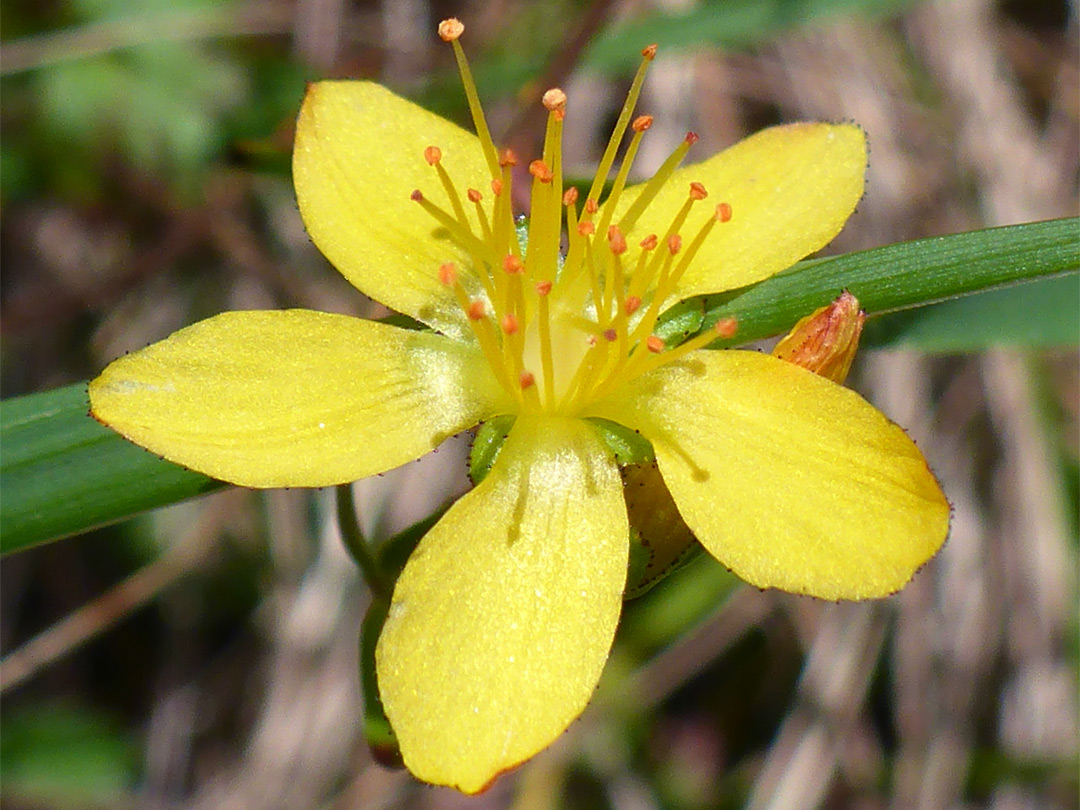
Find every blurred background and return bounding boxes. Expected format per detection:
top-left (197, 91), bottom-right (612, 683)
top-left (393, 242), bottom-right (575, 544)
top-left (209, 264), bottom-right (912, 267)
top-left (1, 0), bottom-right (1077, 808)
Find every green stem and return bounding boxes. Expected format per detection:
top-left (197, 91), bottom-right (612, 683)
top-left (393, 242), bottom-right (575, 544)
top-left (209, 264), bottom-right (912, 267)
top-left (335, 483), bottom-right (391, 601)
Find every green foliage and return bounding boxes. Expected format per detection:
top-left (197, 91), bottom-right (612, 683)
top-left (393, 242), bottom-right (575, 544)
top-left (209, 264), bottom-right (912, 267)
top-left (586, 0), bottom-right (916, 72)
top-left (0, 384), bottom-right (222, 554)
top-left (1, 702), bottom-right (138, 806)
top-left (864, 272), bottom-right (1080, 351)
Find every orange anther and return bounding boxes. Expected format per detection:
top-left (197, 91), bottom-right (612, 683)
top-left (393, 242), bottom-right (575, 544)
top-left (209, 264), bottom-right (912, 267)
top-left (438, 18), bottom-right (464, 42)
top-left (501, 313), bottom-right (519, 335)
top-left (438, 262), bottom-right (457, 285)
top-left (684, 131), bottom-right (699, 145)
top-left (640, 234), bottom-right (658, 250)
top-left (542, 88), bottom-right (567, 112)
top-left (714, 317), bottom-right (738, 339)
top-left (467, 188), bottom-right (483, 203)
top-left (584, 198), bottom-right (599, 214)
top-left (499, 149), bottom-right (518, 167)
top-left (632, 115), bottom-right (653, 133)
top-left (604, 328), bottom-right (618, 342)
top-left (503, 254), bottom-right (524, 274)
top-left (491, 178), bottom-right (503, 196)
top-left (689, 181), bottom-right (708, 201)
top-left (577, 221), bottom-right (595, 236)
top-left (423, 145), bottom-right (442, 165)
top-left (562, 187), bottom-right (579, 206)
top-left (642, 44), bottom-right (658, 61)
top-left (410, 189), bottom-right (423, 202)
top-left (608, 226), bottom-right (627, 255)
top-left (667, 234), bottom-right (682, 255)
top-left (467, 300), bottom-right (487, 320)
top-left (646, 335), bottom-right (665, 353)
top-left (529, 160), bottom-right (553, 183)
top-left (535, 280), bottom-right (553, 296)
top-left (519, 371), bottom-right (536, 389)
top-left (624, 296), bottom-right (642, 315)
top-left (717, 202), bottom-right (732, 222)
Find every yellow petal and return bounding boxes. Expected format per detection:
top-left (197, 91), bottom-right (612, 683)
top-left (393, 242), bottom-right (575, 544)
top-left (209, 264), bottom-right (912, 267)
top-left (376, 416), bottom-right (627, 793)
top-left (89, 310), bottom-right (508, 487)
top-left (605, 123), bottom-right (866, 300)
top-left (293, 82), bottom-right (490, 338)
top-left (585, 350), bottom-right (949, 599)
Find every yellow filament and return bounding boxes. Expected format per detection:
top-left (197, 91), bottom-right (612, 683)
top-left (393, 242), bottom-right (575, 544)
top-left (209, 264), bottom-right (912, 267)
top-left (585, 51), bottom-right (654, 205)
top-left (450, 39), bottom-right (500, 177)
top-left (536, 291), bottom-right (555, 410)
top-left (655, 213), bottom-right (718, 303)
top-left (618, 137), bottom-right (695, 231)
top-left (593, 127), bottom-right (646, 240)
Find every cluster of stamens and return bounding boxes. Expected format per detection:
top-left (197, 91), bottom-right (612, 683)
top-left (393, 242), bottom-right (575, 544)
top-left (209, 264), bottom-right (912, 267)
top-left (418, 19), bottom-right (737, 416)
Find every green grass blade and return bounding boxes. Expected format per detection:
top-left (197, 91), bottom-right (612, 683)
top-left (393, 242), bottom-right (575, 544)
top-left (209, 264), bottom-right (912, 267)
top-left (697, 217), bottom-right (1080, 346)
top-left (0, 384), bottom-right (222, 554)
top-left (864, 271), bottom-right (1079, 350)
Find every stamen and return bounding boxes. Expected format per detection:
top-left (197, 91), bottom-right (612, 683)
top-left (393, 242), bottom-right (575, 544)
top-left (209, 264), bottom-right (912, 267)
top-left (584, 44), bottom-right (658, 205)
top-left (529, 160), bottom-right (553, 183)
top-left (624, 296), bottom-right (642, 315)
top-left (715, 317), bottom-right (738, 339)
top-left (646, 335), bottom-right (665, 353)
top-left (562, 187), bottom-right (579, 207)
top-left (501, 313), bottom-right (519, 334)
top-left (520, 371), bottom-right (536, 389)
top-left (607, 226), bottom-right (627, 254)
top-left (542, 87), bottom-right (567, 119)
top-left (467, 300), bottom-right (487, 320)
top-left (438, 19), bottom-right (499, 177)
top-left (667, 234), bottom-right (682, 254)
top-left (467, 187), bottom-right (491, 240)
top-left (535, 281), bottom-right (555, 409)
top-left (503, 254), bottom-right (524, 274)
top-left (689, 181), bottom-right (708, 201)
top-left (618, 131), bottom-right (699, 231)
top-left (717, 202), bottom-right (733, 222)
top-left (424, 145), bottom-right (442, 165)
top-left (438, 262), bottom-right (457, 285)
top-left (491, 179), bottom-right (503, 196)
top-left (592, 107), bottom-right (653, 238)
top-left (437, 18), bottom-right (464, 41)
top-left (410, 188), bottom-right (495, 268)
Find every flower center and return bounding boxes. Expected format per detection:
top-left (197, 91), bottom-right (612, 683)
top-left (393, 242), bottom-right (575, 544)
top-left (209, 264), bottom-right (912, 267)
top-left (419, 19), bottom-right (736, 417)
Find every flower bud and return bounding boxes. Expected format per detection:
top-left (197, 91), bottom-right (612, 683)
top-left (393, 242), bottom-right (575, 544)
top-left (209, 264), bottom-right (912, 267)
top-left (772, 291), bottom-right (866, 384)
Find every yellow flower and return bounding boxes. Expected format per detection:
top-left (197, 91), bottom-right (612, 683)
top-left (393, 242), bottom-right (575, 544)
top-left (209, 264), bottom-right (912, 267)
top-left (89, 19), bottom-right (949, 794)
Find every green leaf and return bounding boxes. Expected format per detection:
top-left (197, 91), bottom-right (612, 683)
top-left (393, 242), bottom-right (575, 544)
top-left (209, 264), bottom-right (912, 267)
top-left (863, 272), bottom-right (1080, 350)
top-left (692, 217), bottom-right (1080, 347)
top-left (0, 384), bottom-right (222, 555)
top-left (2, 219), bottom-right (1074, 554)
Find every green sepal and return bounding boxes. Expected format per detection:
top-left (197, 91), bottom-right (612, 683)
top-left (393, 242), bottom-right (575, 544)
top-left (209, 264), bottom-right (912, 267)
top-left (655, 297), bottom-right (706, 345)
top-left (376, 505), bottom-right (449, 581)
top-left (469, 414), bottom-right (516, 485)
top-left (588, 418), bottom-right (655, 466)
top-left (621, 461), bottom-right (703, 600)
top-left (359, 598), bottom-right (402, 768)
